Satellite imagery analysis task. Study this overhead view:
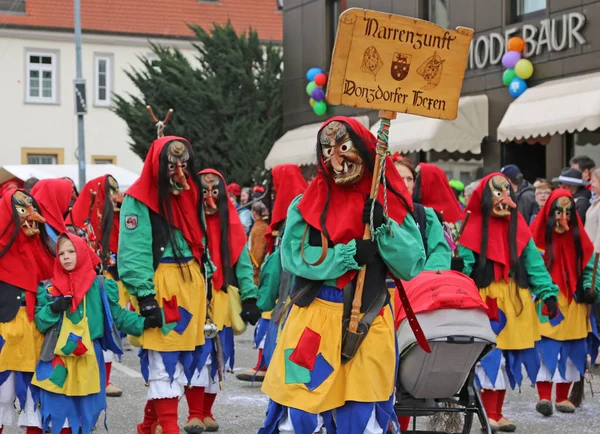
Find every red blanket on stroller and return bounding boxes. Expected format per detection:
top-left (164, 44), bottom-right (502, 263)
top-left (394, 270), bottom-right (489, 330)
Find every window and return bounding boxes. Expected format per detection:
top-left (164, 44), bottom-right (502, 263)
top-left (427, 0), bottom-right (449, 28)
top-left (512, 0), bottom-right (546, 21)
top-left (0, 0), bottom-right (25, 14)
top-left (21, 147), bottom-right (64, 164)
top-left (92, 155), bottom-right (116, 164)
top-left (94, 55), bottom-right (112, 107)
top-left (276, 0), bottom-right (282, 10)
top-left (26, 51), bottom-right (58, 104)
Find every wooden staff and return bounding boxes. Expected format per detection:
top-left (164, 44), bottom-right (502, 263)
top-left (146, 105), bottom-right (173, 138)
top-left (452, 210), bottom-right (471, 258)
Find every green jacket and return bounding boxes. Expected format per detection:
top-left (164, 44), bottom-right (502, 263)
top-left (422, 206), bottom-right (451, 271)
top-left (35, 278), bottom-right (144, 338)
top-left (232, 247), bottom-right (259, 301)
top-left (280, 196), bottom-right (426, 284)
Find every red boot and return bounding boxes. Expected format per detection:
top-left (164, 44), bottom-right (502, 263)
top-left (137, 400), bottom-right (159, 434)
top-left (105, 362), bottom-right (122, 397)
top-left (480, 389), bottom-right (499, 422)
top-left (496, 389), bottom-right (516, 431)
top-left (555, 382), bottom-right (575, 413)
top-left (25, 428), bottom-right (43, 434)
top-left (60, 429), bottom-right (72, 434)
top-left (184, 387), bottom-right (206, 433)
top-left (254, 348), bottom-right (267, 372)
top-left (202, 393), bottom-right (219, 432)
top-left (153, 397), bottom-right (180, 434)
top-left (536, 382), bottom-right (554, 416)
top-left (398, 416), bottom-right (410, 431)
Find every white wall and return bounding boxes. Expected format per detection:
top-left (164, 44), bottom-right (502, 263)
top-left (0, 28), bottom-right (199, 173)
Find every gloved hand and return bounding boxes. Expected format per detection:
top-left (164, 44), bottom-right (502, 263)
top-left (450, 257), bottom-right (465, 273)
top-left (583, 290), bottom-right (598, 305)
top-left (354, 239), bottom-right (378, 266)
top-left (50, 296), bottom-right (72, 314)
top-left (143, 315), bottom-right (163, 329)
top-left (137, 295), bottom-right (161, 320)
top-left (240, 298), bottom-right (261, 326)
top-left (544, 297), bottom-right (558, 320)
top-left (363, 197), bottom-right (386, 229)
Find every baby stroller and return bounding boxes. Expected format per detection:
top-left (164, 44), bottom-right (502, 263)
top-left (393, 271), bottom-right (497, 434)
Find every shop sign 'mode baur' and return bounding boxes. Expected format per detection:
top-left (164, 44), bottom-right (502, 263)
top-left (327, 8), bottom-right (473, 120)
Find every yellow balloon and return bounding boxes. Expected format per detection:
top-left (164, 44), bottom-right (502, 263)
top-left (309, 98), bottom-right (316, 108)
top-left (514, 59), bottom-right (534, 80)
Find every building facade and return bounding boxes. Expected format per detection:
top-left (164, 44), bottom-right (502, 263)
top-left (0, 0), bottom-right (282, 173)
top-left (278, 0), bottom-right (600, 181)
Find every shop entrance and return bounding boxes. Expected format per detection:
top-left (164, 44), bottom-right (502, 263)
top-left (502, 141), bottom-right (546, 182)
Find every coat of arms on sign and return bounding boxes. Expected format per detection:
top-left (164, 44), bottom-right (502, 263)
top-left (417, 51), bottom-right (445, 90)
top-left (391, 52), bottom-right (411, 81)
top-left (361, 46), bottom-right (384, 80)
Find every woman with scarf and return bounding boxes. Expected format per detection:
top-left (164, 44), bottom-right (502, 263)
top-left (456, 173), bottom-right (559, 432)
top-left (33, 233), bottom-right (154, 434)
top-left (530, 189), bottom-right (600, 416)
top-left (259, 117), bottom-right (425, 434)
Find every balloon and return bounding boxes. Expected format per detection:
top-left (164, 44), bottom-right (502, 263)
top-left (314, 73), bottom-right (328, 87)
top-left (311, 87), bottom-right (325, 102)
top-left (514, 58), bottom-right (534, 80)
top-left (309, 98), bottom-right (316, 108)
top-left (507, 37), bottom-right (525, 53)
top-left (306, 68), bottom-right (323, 82)
top-left (306, 81), bottom-right (318, 96)
top-left (313, 101), bottom-right (327, 116)
top-left (501, 51), bottom-right (521, 69)
top-left (502, 68), bottom-right (517, 87)
top-left (508, 77), bottom-right (528, 98)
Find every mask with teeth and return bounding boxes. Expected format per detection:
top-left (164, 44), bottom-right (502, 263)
top-left (12, 190), bottom-right (46, 237)
top-left (201, 173), bottom-right (220, 216)
top-left (320, 121), bottom-right (364, 186)
top-left (166, 141), bottom-right (191, 195)
top-left (107, 176), bottom-right (123, 212)
top-left (552, 196), bottom-right (572, 234)
top-left (488, 175), bottom-right (516, 217)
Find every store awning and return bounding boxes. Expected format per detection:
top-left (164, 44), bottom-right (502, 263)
top-left (497, 72), bottom-right (600, 142)
top-left (0, 164), bottom-right (140, 190)
top-left (264, 116), bottom-right (371, 169)
top-left (369, 95), bottom-right (488, 155)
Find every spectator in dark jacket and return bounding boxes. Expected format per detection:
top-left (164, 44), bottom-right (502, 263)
top-left (500, 164), bottom-right (537, 224)
top-left (570, 155), bottom-right (596, 183)
top-left (552, 167), bottom-right (592, 223)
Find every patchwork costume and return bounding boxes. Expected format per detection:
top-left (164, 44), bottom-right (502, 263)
top-left (118, 136), bottom-right (208, 434)
top-left (457, 173), bottom-right (559, 432)
top-left (530, 189), bottom-right (600, 416)
top-left (259, 117), bottom-right (426, 434)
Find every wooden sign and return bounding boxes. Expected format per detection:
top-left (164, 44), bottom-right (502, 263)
top-left (327, 8), bottom-right (474, 120)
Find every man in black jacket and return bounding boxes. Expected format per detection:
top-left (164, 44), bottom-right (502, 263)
top-left (500, 164), bottom-right (537, 224)
top-left (553, 167), bottom-right (591, 224)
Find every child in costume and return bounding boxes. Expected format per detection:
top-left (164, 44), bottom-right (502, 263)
top-left (456, 173), bottom-right (559, 432)
top-left (259, 117), bottom-right (426, 434)
top-left (530, 189), bottom-right (600, 416)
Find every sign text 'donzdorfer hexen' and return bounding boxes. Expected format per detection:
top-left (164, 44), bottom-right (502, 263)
top-left (327, 8), bottom-right (473, 120)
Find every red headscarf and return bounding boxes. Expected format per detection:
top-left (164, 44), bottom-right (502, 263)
top-left (0, 189), bottom-right (54, 320)
top-left (530, 189), bottom-right (594, 302)
top-left (66, 175), bottom-right (120, 253)
top-left (31, 179), bottom-right (73, 233)
top-left (266, 164), bottom-right (308, 252)
top-left (459, 173), bottom-right (532, 283)
top-left (418, 163), bottom-right (463, 223)
top-left (198, 169), bottom-right (247, 291)
top-left (126, 136), bottom-right (205, 262)
top-left (298, 116), bottom-right (413, 288)
top-left (0, 179), bottom-right (23, 198)
top-left (51, 233), bottom-right (101, 312)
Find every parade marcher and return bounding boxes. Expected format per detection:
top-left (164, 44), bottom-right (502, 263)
top-left (32, 233), bottom-right (156, 434)
top-left (0, 189), bottom-right (54, 434)
top-left (456, 173), bottom-right (559, 432)
top-left (530, 189), bottom-right (600, 416)
top-left (259, 117), bottom-right (426, 434)
top-left (118, 136), bottom-right (208, 434)
top-left (66, 174), bottom-right (125, 397)
top-left (181, 169), bottom-right (260, 433)
top-left (31, 179), bottom-right (76, 250)
top-left (553, 168), bottom-right (591, 224)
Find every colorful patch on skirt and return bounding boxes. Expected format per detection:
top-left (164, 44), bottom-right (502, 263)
top-left (61, 333), bottom-right (88, 356)
top-left (36, 356), bottom-right (68, 388)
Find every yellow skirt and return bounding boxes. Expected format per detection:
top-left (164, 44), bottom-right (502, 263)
top-left (262, 297), bottom-right (396, 414)
top-left (105, 270), bottom-right (130, 308)
top-left (480, 281), bottom-right (540, 350)
top-left (0, 307), bottom-right (43, 373)
top-left (211, 289), bottom-right (232, 331)
top-left (140, 261), bottom-right (207, 352)
top-left (539, 292), bottom-right (590, 341)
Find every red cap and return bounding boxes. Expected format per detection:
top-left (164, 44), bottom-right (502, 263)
top-left (253, 186), bottom-right (265, 193)
top-left (227, 183), bottom-right (241, 196)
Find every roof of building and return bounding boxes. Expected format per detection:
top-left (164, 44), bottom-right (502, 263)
top-left (0, 0), bottom-right (283, 42)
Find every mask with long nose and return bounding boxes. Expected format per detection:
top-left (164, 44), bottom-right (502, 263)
top-left (489, 175), bottom-right (516, 217)
top-left (167, 141), bottom-right (191, 195)
top-left (320, 121), bottom-right (364, 186)
top-left (201, 173), bottom-right (220, 216)
top-left (552, 196), bottom-right (572, 234)
top-left (107, 175), bottom-right (123, 212)
top-left (12, 190), bottom-right (46, 237)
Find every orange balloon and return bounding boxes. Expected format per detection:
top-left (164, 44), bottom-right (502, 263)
top-left (507, 36), bottom-right (525, 53)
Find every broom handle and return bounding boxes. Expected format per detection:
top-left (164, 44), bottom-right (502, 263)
top-left (349, 111), bottom-right (396, 333)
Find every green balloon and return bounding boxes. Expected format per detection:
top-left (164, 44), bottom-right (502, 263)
top-left (306, 81), bottom-right (318, 96)
top-left (313, 101), bottom-right (327, 116)
top-left (503, 68), bottom-right (517, 87)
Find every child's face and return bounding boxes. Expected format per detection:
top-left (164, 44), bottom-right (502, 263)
top-left (58, 238), bottom-right (77, 271)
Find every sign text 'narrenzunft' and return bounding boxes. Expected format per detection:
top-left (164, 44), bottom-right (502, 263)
top-left (327, 8), bottom-right (473, 120)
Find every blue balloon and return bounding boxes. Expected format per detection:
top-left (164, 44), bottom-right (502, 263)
top-left (508, 77), bottom-right (528, 98)
top-left (306, 67), bottom-right (323, 82)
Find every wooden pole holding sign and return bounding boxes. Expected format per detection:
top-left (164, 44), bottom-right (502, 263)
top-left (327, 8), bottom-right (473, 353)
